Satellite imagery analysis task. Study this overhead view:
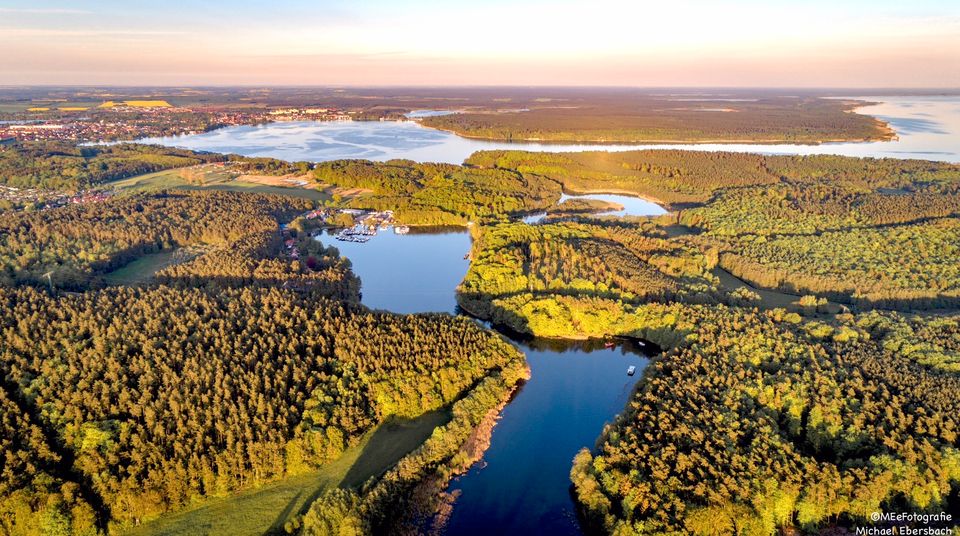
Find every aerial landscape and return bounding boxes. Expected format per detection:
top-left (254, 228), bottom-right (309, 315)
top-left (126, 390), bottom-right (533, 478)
top-left (1, 1), bottom-right (959, 535)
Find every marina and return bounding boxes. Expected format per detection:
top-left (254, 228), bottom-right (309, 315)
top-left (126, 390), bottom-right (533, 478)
top-left (328, 210), bottom-right (396, 243)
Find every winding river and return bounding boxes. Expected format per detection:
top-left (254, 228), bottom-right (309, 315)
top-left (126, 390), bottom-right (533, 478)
top-left (322, 195), bottom-right (665, 535)
top-left (145, 95), bottom-right (959, 534)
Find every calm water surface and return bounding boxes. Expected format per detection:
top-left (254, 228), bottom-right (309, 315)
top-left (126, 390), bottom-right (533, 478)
top-left (323, 226), bottom-right (470, 314)
top-left (523, 193), bottom-right (667, 224)
top-left (316, 216), bottom-right (656, 535)
top-left (140, 96), bottom-right (960, 163)
top-left (443, 338), bottom-right (653, 536)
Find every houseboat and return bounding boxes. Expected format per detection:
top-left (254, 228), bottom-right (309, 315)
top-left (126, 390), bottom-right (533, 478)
top-left (627, 365), bottom-right (636, 376)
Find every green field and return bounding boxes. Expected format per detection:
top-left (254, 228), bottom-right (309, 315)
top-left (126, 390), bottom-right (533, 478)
top-left (122, 409), bottom-right (450, 536)
top-left (107, 166), bottom-right (330, 202)
top-left (103, 250), bottom-right (182, 285)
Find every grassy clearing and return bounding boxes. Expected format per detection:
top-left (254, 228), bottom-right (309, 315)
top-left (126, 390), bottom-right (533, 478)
top-left (107, 166), bottom-right (330, 202)
top-left (107, 168), bottom-right (194, 191)
top-left (713, 267), bottom-right (799, 309)
top-left (122, 409), bottom-right (450, 536)
top-left (103, 250), bottom-right (186, 285)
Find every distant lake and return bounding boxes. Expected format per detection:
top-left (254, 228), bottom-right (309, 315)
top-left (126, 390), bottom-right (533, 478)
top-left (404, 109), bottom-right (457, 118)
top-left (138, 96), bottom-right (960, 163)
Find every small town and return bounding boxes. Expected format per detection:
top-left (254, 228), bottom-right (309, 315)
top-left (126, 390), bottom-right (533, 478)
top-left (0, 184), bottom-right (113, 210)
top-left (0, 104), bottom-right (360, 142)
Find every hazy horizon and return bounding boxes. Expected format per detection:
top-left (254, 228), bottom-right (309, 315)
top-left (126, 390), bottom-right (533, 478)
top-left (2, 0), bottom-right (959, 87)
top-left (2, 84), bottom-right (960, 92)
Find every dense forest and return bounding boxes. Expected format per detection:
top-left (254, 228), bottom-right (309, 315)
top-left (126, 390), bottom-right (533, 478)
top-left (460, 150), bottom-right (960, 313)
top-left (0, 142), bottom-right (227, 191)
top-left (0, 382), bottom-right (101, 535)
top-left (156, 230), bottom-right (360, 300)
top-left (457, 219), bottom-right (724, 336)
top-left (0, 184), bottom-right (527, 534)
top-left (313, 159), bottom-right (562, 225)
top-left (0, 284), bottom-right (523, 532)
top-left (295, 354), bottom-right (529, 535)
top-left (571, 304), bottom-right (960, 534)
top-left (231, 157), bottom-right (313, 177)
top-left (420, 96), bottom-right (890, 143)
top-left (444, 148), bottom-right (960, 534)
top-left (2, 139), bottom-right (960, 535)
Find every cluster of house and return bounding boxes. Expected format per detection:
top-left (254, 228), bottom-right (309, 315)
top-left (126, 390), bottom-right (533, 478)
top-left (0, 185), bottom-right (58, 206)
top-left (0, 185), bottom-right (112, 209)
top-left (302, 208), bottom-right (333, 221)
top-left (0, 123), bottom-right (78, 142)
top-left (0, 107), bottom-right (268, 142)
top-left (283, 235), bottom-right (302, 260)
top-left (65, 191), bottom-right (112, 205)
top-left (266, 108), bottom-right (353, 121)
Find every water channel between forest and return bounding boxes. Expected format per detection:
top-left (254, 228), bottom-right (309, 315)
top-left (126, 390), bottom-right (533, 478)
top-left (323, 194), bottom-right (663, 535)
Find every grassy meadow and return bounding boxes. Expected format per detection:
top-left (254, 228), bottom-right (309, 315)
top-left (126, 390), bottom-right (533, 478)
top-left (107, 165), bottom-right (330, 202)
top-left (122, 410), bottom-right (450, 536)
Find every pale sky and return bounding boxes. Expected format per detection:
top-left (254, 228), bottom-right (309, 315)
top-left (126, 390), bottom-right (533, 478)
top-left (1, 0), bottom-right (958, 87)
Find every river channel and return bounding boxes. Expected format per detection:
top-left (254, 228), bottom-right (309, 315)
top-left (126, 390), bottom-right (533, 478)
top-left (322, 194), bottom-right (664, 535)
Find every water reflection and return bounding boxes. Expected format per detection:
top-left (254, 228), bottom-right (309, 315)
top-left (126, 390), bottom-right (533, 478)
top-left (318, 226), bottom-right (470, 315)
top-left (521, 192), bottom-right (667, 224)
top-left (317, 214), bottom-right (665, 535)
top-left (558, 193), bottom-right (668, 217)
top-left (875, 116), bottom-right (946, 135)
top-left (441, 337), bottom-right (656, 536)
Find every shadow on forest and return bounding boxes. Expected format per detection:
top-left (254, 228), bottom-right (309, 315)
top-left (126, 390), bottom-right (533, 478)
top-left (290, 409), bottom-right (453, 519)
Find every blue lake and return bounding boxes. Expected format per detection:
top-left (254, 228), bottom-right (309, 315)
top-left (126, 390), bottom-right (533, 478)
top-left (443, 339), bottom-right (653, 536)
top-left (321, 226), bottom-right (471, 315)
